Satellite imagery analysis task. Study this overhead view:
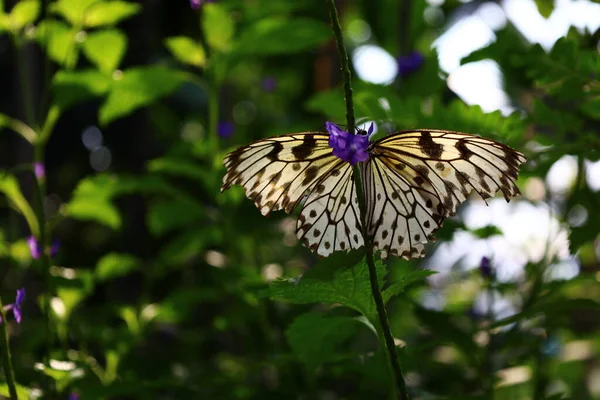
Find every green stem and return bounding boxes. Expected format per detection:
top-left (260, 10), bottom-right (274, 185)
top-left (0, 302), bottom-right (18, 399)
top-left (326, 1), bottom-right (409, 399)
top-left (13, 36), bottom-right (36, 128)
top-left (326, 0), bottom-right (355, 134)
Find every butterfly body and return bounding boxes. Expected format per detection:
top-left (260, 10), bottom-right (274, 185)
top-left (222, 128), bottom-right (526, 259)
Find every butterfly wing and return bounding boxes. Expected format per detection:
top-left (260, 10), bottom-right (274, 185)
top-left (363, 130), bottom-right (526, 259)
top-left (222, 133), bottom-right (363, 256)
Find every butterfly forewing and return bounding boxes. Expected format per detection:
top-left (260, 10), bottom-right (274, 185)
top-left (221, 132), bottom-right (364, 257)
top-left (364, 129), bottom-right (526, 259)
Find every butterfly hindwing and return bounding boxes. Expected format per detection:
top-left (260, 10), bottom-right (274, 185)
top-left (297, 163), bottom-right (363, 256)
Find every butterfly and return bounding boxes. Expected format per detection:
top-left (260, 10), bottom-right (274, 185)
top-left (221, 123), bottom-right (526, 259)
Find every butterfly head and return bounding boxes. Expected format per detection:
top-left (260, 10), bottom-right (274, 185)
top-left (326, 121), bottom-right (370, 166)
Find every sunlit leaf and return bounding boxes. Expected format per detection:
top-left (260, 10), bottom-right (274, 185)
top-left (50, 0), bottom-right (97, 26)
top-left (99, 66), bottom-right (187, 125)
top-left (286, 313), bottom-right (362, 370)
top-left (202, 3), bottom-right (234, 52)
top-left (35, 20), bottom-right (77, 66)
top-left (7, 0), bottom-right (39, 30)
top-left (0, 173), bottom-right (39, 236)
top-left (165, 36), bottom-right (206, 67)
top-left (83, 1), bottom-right (140, 27)
top-left (0, 383), bottom-right (31, 399)
top-left (83, 29), bottom-right (127, 73)
top-left (96, 253), bottom-right (140, 281)
top-left (235, 18), bottom-right (330, 55)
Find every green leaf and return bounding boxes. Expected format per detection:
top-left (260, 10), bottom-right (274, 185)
top-left (0, 383), bottom-right (31, 399)
top-left (382, 269), bottom-right (436, 304)
top-left (305, 88), bottom-right (346, 121)
top-left (534, 0), bottom-right (554, 18)
top-left (470, 225), bottom-right (503, 239)
top-left (264, 251), bottom-right (385, 322)
top-left (147, 199), bottom-right (205, 237)
top-left (65, 175), bottom-right (122, 229)
top-left (286, 313), bottom-right (362, 370)
top-left (202, 3), bottom-right (234, 52)
top-left (7, 0), bottom-right (39, 30)
top-left (35, 20), bottom-right (77, 66)
top-left (50, 0), bottom-right (97, 26)
top-left (82, 29), bottom-right (127, 73)
top-left (165, 36), bottom-right (206, 67)
top-left (99, 66), bottom-right (186, 125)
top-left (0, 173), bottom-right (39, 236)
top-left (96, 253), bottom-right (140, 281)
top-left (235, 18), bottom-right (330, 55)
top-left (52, 69), bottom-right (112, 110)
top-left (83, 0), bottom-right (141, 27)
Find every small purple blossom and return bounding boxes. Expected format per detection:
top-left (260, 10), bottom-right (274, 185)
top-left (398, 51), bottom-right (425, 77)
top-left (68, 393), bottom-right (80, 400)
top-left (480, 256), bottom-right (493, 279)
top-left (218, 121), bottom-right (235, 139)
top-left (50, 239), bottom-right (60, 258)
top-left (190, 0), bottom-right (215, 9)
top-left (261, 77), bottom-right (277, 92)
top-left (28, 236), bottom-right (41, 260)
top-left (33, 162), bottom-right (45, 180)
top-left (326, 122), bottom-right (370, 166)
top-left (0, 288), bottom-right (26, 324)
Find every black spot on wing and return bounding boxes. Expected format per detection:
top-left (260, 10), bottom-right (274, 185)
top-left (419, 131), bottom-right (443, 158)
top-left (292, 134), bottom-right (317, 160)
top-left (266, 141), bottom-right (284, 161)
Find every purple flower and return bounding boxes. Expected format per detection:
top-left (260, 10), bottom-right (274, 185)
top-left (50, 239), bottom-right (60, 258)
top-left (480, 256), bottom-right (493, 279)
top-left (68, 393), bottom-right (80, 400)
top-left (0, 288), bottom-right (26, 324)
top-left (33, 162), bottom-right (45, 180)
top-left (261, 77), bottom-right (277, 92)
top-left (326, 122), bottom-right (370, 166)
top-left (398, 51), bottom-right (424, 77)
top-left (218, 121), bottom-right (234, 139)
top-left (190, 0), bottom-right (215, 9)
top-left (28, 236), bottom-right (41, 260)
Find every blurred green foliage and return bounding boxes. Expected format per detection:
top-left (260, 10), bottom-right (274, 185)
top-left (0, 0), bottom-right (598, 399)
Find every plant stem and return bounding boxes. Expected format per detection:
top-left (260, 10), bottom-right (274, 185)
top-left (325, 1), bottom-right (409, 399)
top-left (0, 303), bottom-right (19, 399)
top-left (326, 0), bottom-right (355, 134)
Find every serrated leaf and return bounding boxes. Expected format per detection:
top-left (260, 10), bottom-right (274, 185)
top-left (50, 0), bottom-right (97, 26)
top-left (165, 36), bottom-right (206, 67)
top-left (286, 313), bottom-right (361, 370)
top-left (235, 18), bottom-right (330, 55)
top-left (36, 20), bottom-right (77, 66)
top-left (96, 252), bottom-right (140, 281)
top-left (264, 251), bottom-right (385, 322)
top-left (202, 3), bottom-right (234, 52)
top-left (82, 29), bottom-right (127, 73)
top-left (147, 199), bottom-right (205, 236)
top-left (83, 1), bottom-right (140, 27)
top-left (382, 269), bottom-right (436, 304)
top-left (99, 66), bottom-right (186, 125)
top-left (0, 173), bottom-right (39, 235)
top-left (52, 69), bottom-right (112, 110)
top-left (7, 0), bottom-right (39, 30)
